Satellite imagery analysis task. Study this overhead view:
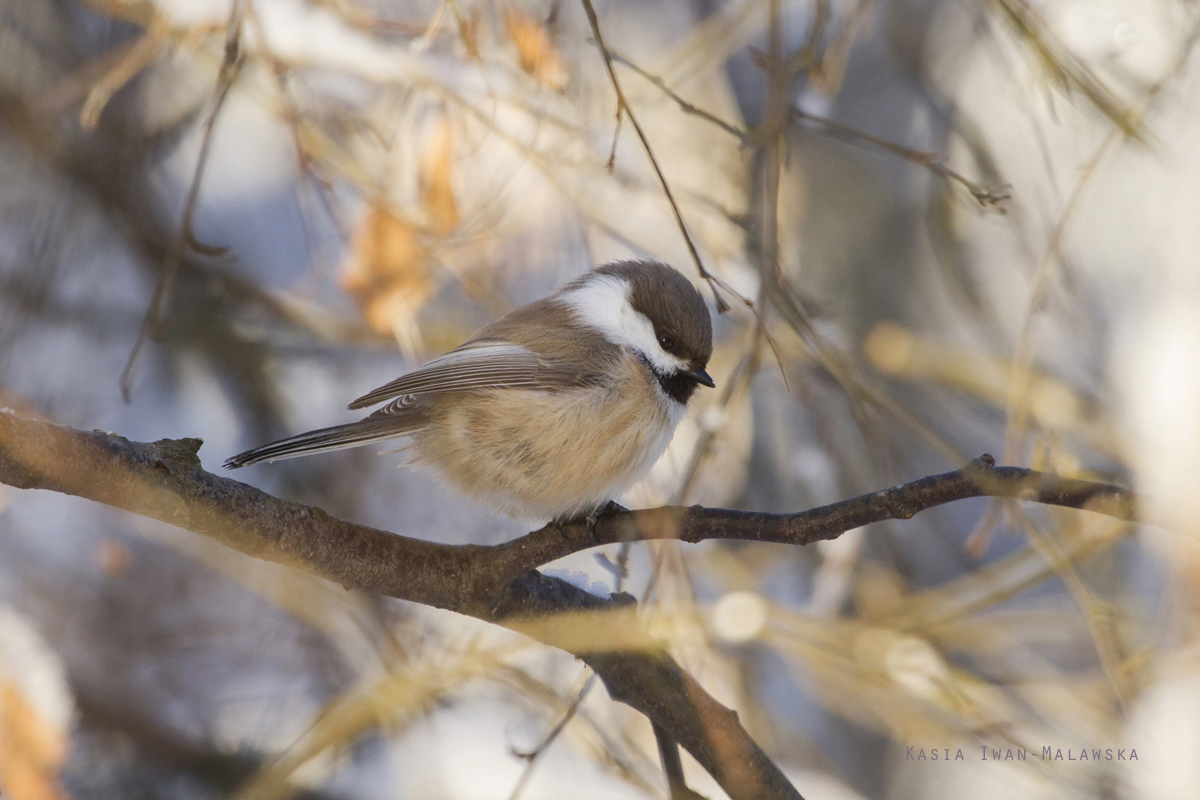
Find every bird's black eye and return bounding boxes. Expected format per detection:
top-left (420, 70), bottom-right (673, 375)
top-left (658, 334), bottom-right (676, 352)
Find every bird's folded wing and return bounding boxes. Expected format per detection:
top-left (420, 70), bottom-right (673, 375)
top-left (348, 340), bottom-right (576, 413)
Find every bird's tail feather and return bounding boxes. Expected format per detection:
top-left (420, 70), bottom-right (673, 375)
top-left (224, 417), bottom-right (421, 469)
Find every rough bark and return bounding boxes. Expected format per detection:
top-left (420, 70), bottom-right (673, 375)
top-left (0, 411), bottom-right (1142, 799)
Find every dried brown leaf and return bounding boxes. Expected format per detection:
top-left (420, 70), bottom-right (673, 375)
top-left (95, 539), bottom-right (132, 577)
top-left (503, 7), bottom-right (569, 91)
top-left (338, 206), bottom-right (436, 338)
top-left (419, 111), bottom-right (459, 235)
top-left (0, 684), bottom-right (69, 800)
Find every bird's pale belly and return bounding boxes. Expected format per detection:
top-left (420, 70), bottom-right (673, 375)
top-left (412, 378), bottom-right (680, 522)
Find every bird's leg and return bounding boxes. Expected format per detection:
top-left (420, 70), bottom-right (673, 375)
top-left (584, 505), bottom-right (605, 541)
top-left (585, 500), bottom-right (627, 543)
top-left (552, 501), bottom-right (628, 544)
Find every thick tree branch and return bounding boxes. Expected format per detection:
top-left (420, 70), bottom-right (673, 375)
top-left (0, 412), bottom-right (1142, 799)
top-left (0, 412), bottom-right (804, 800)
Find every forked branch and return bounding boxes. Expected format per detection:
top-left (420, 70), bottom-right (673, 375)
top-left (0, 412), bottom-right (803, 800)
top-left (0, 412), bottom-right (1143, 799)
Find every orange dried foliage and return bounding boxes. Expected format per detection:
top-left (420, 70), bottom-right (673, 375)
top-left (339, 113), bottom-right (459, 342)
top-left (0, 683), bottom-right (69, 800)
top-left (339, 208), bottom-right (436, 336)
top-left (503, 7), bottom-right (569, 91)
top-left (96, 539), bottom-right (132, 577)
top-left (420, 113), bottom-right (459, 236)
top-left (457, 8), bottom-right (481, 59)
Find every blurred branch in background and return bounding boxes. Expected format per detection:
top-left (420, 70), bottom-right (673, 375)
top-left (507, 671), bottom-right (598, 800)
top-left (1001, 16), bottom-right (1200, 470)
top-left (118, 0), bottom-right (247, 400)
top-left (579, 0), bottom-right (732, 314)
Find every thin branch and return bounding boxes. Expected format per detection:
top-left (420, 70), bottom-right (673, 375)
top-left (507, 673), bottom-right (598, 800)
top-left (759, 0), bottom-right (786, 300)
top-left (654, 720), bottom-right (709, 800)
top-left (605, 104), bottom-right (624, 173)
top-left (770, 281), bottom-right (968, 465)
top-left (1002, 19), bottom-right (1200, 463)
top-left (605, 49), bottom-right (750, 145)
top-left (1008, 504), bottom-right (1132, 712)
top-left (602, 46), bottom-right (1011, 211)
top-left (791, 108), bottom-right (1011, 210)
top-left (119, 0), bottom-right (246, 400)
top-left (446, 0), bottom-right (481, 61)
top-left (79, 14), bottom-right (172, 130)
top-left (595, 41), bottom-right (1006, 477)
top-left (579, 0), bottom-right (730, 313)
top-left (653, 0), bottom-right (794, 510)
top-left (0, 414), bottom-right (1142, 602)
top-left (986, 0), bottom-right (1148, 143)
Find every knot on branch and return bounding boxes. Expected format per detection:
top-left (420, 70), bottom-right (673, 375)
top-left (960, 453), bottom-right (1000, 489)
top-left (883, 488), bottom-right (917, 520)
top-left (150, 437), bottom-right (204, 472)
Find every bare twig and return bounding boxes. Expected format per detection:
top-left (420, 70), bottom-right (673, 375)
top-left (674, 339), bottom-right (760, 505)
top-left (507, 673), bottom-right (598, 800)
top-left (791, 108), bottom-right (1011, 210)
top-left (579, 0), bottom-right (730, 313)
top-left (119, 0), bottom-right (246, 400)
top-left (986, 0), bottom-right (1147, 142)
top-left (603, 46), bottom-right (1010, 211)
top-left (605, 105), bottom-right (624, 173)
top-left (759, 0), bottom-right (787, 297)
top-left (654, 720), bottom-right (709, 800)
top-left (1008, 504), bottom-right (1132, 712)
top-left (772, 281), bottom-right (968, 465)
top-left (606, 50), bottom-right (750, 145)
top-left (79, 14), bottom-right (171, 129)
top-left (660, 0), bottom-right (794, 514)
top-left (589, 24), bottom-right (985, 500)
top-left (444, 0), bottom-right (480, 60)
top-left (1002, 18), bottom-right (1200, 464)
top-left (0, 415), bottom-right (1142, 589)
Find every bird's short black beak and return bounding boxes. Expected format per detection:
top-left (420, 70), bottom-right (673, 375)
top-left (691, 368), bottom-right (715, 388)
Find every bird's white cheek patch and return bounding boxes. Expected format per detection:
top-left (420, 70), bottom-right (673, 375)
top-left (558, 275), bottom-right (690, 374)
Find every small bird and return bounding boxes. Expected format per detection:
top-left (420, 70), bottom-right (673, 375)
top-left (226, 260), bottom-right (715, 527)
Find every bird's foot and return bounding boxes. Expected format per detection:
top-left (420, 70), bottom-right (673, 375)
top-left (585, 500), bottom-right (626, 543)
top-left (551, 501), bottom-right (627, 544)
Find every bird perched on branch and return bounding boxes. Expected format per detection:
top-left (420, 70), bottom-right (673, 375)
top-left (226, 260), bottom-right (715, 530)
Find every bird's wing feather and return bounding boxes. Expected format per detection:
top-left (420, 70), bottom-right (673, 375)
top-left (225, 300), bottom-right (613, 469)
top-left (347, 339), bottom-right (577, 412)
top-left (224, 414), bottom-right (424, 468)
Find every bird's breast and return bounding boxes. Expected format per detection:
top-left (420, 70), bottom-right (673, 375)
top-left (412, 354), bottom-right (683, 521)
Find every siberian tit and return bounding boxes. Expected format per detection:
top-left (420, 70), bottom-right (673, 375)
top-left (225, 260), bottom-right (715, 524)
